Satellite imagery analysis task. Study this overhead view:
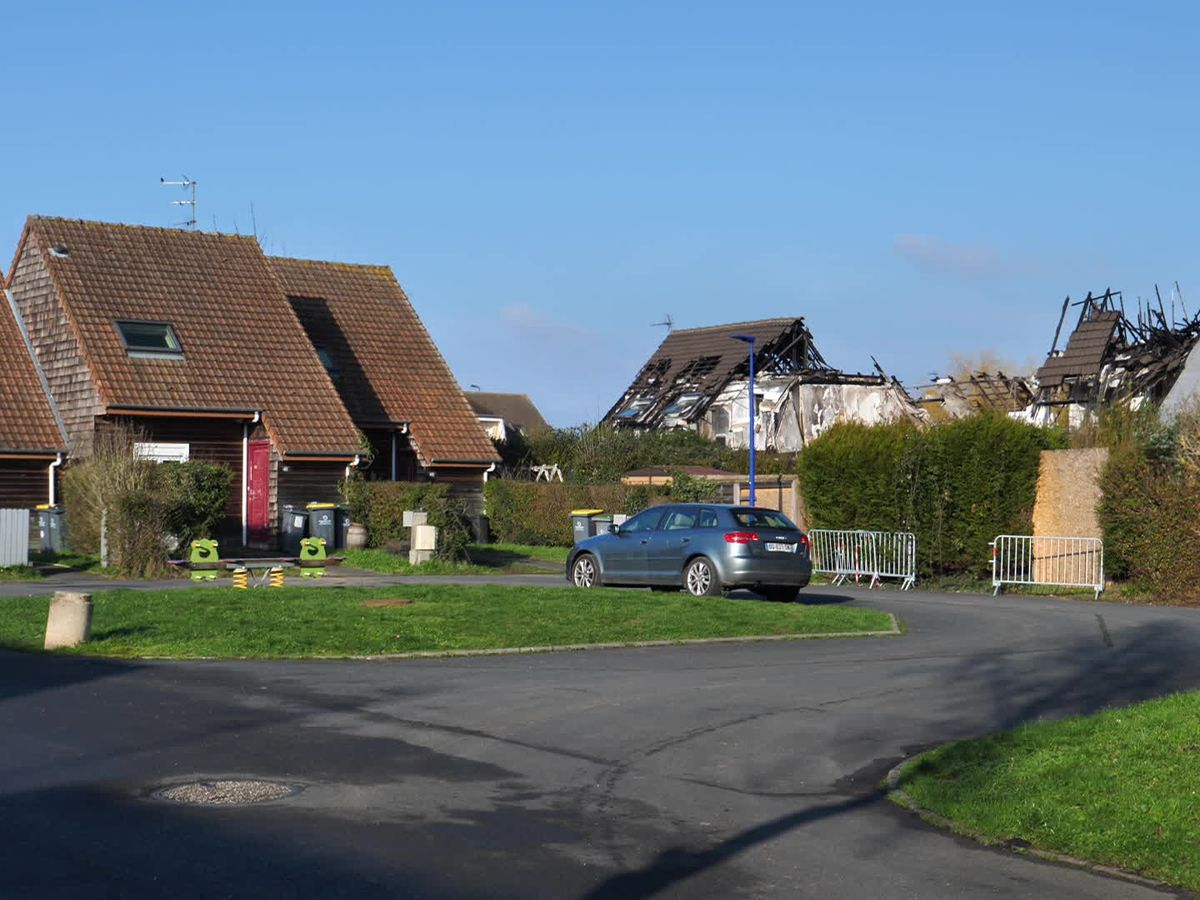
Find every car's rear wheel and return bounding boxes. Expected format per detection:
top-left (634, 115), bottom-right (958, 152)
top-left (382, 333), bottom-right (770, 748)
top-left (684, 557), bottom-right (722, 597)
top-left (571, 553), bottom-right (600, 588)
top-left (762, 586), bottom-right (799, 603)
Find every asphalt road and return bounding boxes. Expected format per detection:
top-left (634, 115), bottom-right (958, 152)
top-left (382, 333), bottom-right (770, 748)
top-left (3, 586), bottom-right (1199, 898)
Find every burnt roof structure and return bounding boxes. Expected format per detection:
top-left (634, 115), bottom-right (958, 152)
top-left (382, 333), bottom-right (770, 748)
top-left (915, 371), bottom-right (1036, 422)
top-left (603, 318), bottom-right (839, 428)
top-left (1034, 287), bottom-right (1200, 411)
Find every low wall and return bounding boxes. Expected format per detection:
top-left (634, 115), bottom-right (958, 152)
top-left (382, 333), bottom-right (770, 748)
top-left (1031, 448), bottom-right (1108, 582)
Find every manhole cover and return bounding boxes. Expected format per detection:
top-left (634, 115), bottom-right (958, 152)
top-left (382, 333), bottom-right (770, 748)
top-left (151, 779), bottom-right (302, 806)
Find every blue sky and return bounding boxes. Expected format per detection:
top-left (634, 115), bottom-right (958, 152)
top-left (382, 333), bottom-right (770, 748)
top-left (3, 2), bottom-right (1196, 425)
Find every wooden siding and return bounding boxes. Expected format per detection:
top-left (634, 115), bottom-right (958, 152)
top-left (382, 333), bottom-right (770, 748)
top-left (10, 238), bottom-right (102, 456)
top-left (97, 416), bottom-right (246, 518)
top-left (278, 461), bottom-right (346, 515)
top-left (0, 460), bottom-right (52, 508)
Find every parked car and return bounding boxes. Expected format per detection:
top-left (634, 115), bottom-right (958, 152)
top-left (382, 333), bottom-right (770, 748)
top-left (566, 503), bottom-right (812, 601)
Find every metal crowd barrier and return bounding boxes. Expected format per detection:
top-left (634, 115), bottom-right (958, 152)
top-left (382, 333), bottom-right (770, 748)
top-left (808, 529), bottom-right (917, 590)
top-left (990, 535), bottom-right (1104, 599)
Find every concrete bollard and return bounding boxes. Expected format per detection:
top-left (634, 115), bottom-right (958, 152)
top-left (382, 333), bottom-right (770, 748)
top-left (44, 591), bottom-right (93, 650)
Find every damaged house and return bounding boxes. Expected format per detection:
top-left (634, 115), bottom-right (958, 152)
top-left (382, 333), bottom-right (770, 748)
top-left (603, 318), bottom-right (924, 451)
top-left (1032, 288), bottom-right (1200, 426)
top-left (915, 371), bottom-right (1036, 423)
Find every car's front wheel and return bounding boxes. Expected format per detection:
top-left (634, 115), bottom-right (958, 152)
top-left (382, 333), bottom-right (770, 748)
top-left (571, 553), bottom-right (600, 588)
top-left (684, 557), bottom-right (722, 597)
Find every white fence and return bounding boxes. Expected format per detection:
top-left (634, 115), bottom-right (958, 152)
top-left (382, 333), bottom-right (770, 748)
top-left (0, 508), bottom-right (30, 567)
top-left (990, 535), bottom-right (1104, 599)
top-left (809, 529), bottom-right (917, 590)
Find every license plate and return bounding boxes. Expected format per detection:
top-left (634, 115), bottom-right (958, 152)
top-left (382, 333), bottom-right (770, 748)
top-left (765, 542), bottom-right (796, 553)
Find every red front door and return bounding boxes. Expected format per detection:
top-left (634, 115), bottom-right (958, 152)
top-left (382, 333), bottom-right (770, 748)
top-left (246, 440), bottom-right (271, 541)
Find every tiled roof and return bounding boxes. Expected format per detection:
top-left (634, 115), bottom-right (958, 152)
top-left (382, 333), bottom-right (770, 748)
top-left (22, 217), bottom-right (360, 457)
top-left (270, 257), bottom-right (499, 466)
top-left (466, 392), bottom-right (550, 434)
top-left (0, 296), bottom-right (65, 454)
top-left (1036, 312), bottom-right (1121, 387)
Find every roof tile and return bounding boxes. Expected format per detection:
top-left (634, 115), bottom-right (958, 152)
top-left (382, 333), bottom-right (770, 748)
top-left (26, 217), bottom-right (360, 457)
top-left (270, 258), bottom-right (499, 465)
top-left (0, 297), bottom-right (64, 453)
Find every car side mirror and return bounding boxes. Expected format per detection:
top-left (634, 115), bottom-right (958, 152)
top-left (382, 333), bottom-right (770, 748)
top-left (610, 524), bottom-right (623, 535)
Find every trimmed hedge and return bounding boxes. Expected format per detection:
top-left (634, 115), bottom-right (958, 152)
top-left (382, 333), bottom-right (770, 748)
top-left (341, 479), bottom-right (471, 561)
top-left (797, 414), bottom-right (1065, 576)
top-left (484, 480), bottom-right (668, 546)
top-left (1097, 410), bottom-right (1200, 603)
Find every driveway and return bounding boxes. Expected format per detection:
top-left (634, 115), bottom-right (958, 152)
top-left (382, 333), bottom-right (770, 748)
top-left (2, 587), bottom-right (1197, 898)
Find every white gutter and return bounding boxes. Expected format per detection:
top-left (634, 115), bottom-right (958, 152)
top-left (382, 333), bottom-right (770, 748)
top-left (241, 411), bottom-right (261, 547)
top-left (483, 461), bottom-right (496, 483)
top-left (48, 453), bottom-right (63, 506)
top-left (345, 454), bottom-right (361, 480)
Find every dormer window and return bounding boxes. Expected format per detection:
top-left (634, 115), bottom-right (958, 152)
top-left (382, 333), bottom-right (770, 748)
top-left (115, 320), bottom-right (183, 358)
top-left (314, 345), bottom-right (341, 382)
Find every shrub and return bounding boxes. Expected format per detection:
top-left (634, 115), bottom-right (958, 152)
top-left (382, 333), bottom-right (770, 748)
top-left (341, 479), bottom-right (471, 561)
top-left (484, 479), bottom-right (668, 545)
top-left (61, 429), bottom-right (169, 577)
top-left (62, 433), bottom-right (237, 577)
top-left (797, 413), bottom-right (1064, 576)
top-left (1098, 409), bottom-right (1200, 603)
top-left (667, 470), bottom-right (720, 503)
top-left (160, 461), bottom-right (235, 550)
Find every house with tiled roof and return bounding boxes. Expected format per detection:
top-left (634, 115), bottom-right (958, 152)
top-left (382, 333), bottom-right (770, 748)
top-left (0, 288), bottom-right (67, 507)
top-left (465, 391), bottom-right (550, 442)
top-left (7, 216), bottom-right (363, 545)
top-left (270, 257), bottom-right (499, 515)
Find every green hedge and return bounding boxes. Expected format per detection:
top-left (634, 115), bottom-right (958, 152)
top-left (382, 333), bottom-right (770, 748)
top-left (1096, 411), bottom-right (1200, 602)
top-left (797, 414), bottom-right (1064, 576)
top-left (341, 479), bottom-right (471, 560)
top-left (484, 480), bottom-right (668, 546)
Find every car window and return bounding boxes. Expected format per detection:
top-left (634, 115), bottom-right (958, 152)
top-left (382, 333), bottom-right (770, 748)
top-left (663, 509), bottom-right (698, 530)
top-left (622, 508), bottom-right (664, 533)
top-left (698, 508), bottom-right (720, 529)
top-left (732, 509), bottom-right (797, 529)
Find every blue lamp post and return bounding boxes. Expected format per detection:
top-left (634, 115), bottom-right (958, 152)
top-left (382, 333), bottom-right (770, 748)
top-left (730, 334), bottom-right (756, 506)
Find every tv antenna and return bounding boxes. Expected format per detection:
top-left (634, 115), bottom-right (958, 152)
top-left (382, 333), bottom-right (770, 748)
top-left (652, 313), bottom-right (674, 332)
top-left (160, 176), bottom-right (197, 229)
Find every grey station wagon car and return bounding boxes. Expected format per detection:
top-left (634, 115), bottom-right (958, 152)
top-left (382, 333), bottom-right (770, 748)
top-left (567, 503), bottom-right (812, 601)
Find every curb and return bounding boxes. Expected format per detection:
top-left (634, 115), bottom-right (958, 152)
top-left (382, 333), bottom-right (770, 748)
top-left (885, 755), bottom-right (1178, 893)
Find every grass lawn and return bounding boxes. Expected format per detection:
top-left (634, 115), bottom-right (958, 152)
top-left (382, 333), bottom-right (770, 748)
top-left (342, 544), bottom-right (567, 576)
top-left (469, 543), bottom-right (569, 564)
top-left (898, 692), bottom-right (1200, 890)
top-left (0, 565), bottom-right (39, 581)
top-left (0, 584), bottom-right (893, 659)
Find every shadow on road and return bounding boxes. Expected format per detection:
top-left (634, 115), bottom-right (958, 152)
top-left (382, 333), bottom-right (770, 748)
top-left (582, 616), bottom-right (1200, 898)
top-left (583, 793), bottom-right (882, 899)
